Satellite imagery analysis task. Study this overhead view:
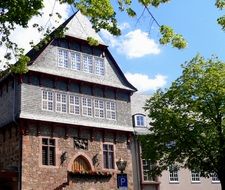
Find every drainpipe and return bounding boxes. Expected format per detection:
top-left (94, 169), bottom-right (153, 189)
top-left (13, 75), bottom-right (22, 190)
top-left (133, 131), bottom-right (141, 190)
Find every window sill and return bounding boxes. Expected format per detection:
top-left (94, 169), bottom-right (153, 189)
top-left (142, 181), bottom-right (160, 185)
top-left (169, 181), bottom-right (179, 184)
top-left (191, 181), bottom-right (201, 184)
top-left (212, 181), bottom-right (220, 184)
top-left (39, 165), bottom-right (59, 169)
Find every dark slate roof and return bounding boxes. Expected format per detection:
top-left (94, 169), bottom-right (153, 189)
top-left (26, 11), bottom-right (137, 92)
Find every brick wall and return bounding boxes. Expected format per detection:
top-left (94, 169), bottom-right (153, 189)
top-left (21, 122), bottom-right (134, 190)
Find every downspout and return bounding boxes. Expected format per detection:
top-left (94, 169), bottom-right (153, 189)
top-left (13, 76), bottom-right (16, 122)
top-left (133, 130), bottom-right (142, 190)
top-left (13, 75), bottom-right (22, 190)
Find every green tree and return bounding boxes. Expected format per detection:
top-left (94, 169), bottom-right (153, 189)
top-left (140, 54), bottom-right (225, 190)
top-left (0, 0), bottom-right (224, 73)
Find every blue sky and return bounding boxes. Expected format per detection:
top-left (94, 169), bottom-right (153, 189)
top-left (102, 0), bottom-right (225, 94)
top-left (1, 0), bottom-right (224, 95)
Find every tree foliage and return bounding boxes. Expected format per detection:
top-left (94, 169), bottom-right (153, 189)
top-left (0, 0), bottom-right (225, 74)
top-left (140, 54), bottom-right (225, 189)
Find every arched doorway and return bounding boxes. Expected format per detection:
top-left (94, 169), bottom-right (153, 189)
top-left (71, 155), bottom-right (92, 172)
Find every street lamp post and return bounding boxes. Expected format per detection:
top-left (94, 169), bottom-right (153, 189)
top-left (116, 158), bottom-right (127, 174)
top-left (116, 158), bottom-right (128, 190)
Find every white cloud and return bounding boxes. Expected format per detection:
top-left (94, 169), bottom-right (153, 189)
top-left (125, 72), bottom-right (167, 92)
top-left (118, 29), bottom-right (160, 58)
top-left (0, 0), bottom-right (70, 68)
top-left (118, 22), bottom-right (130, 31)
top-left (100, 28), bottom-right (160, 59)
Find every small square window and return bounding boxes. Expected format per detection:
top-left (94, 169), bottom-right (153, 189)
top-left (134, 114), bottom-right (145, 127)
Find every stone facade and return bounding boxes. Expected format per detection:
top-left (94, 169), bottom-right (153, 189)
top-left (0, 11), bottom-right (136, 190)
top-left (20, 122), bottom-right (134, 190)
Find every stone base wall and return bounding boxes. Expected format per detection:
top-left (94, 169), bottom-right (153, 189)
top-left (21, 121), bottom-right (134, 190)
top-left (0, 125), bottom-right (20, 170)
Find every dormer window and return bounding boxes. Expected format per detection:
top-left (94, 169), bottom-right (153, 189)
top-left (134, 114), bottom-right (146, 127)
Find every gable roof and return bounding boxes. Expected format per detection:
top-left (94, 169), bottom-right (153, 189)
top-left (64, 11), bottom-right (106, 45)
top-left (25, 11), bottom-right (136, 92)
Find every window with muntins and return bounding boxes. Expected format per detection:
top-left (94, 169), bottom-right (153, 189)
top-left (42, 90), bottom-right (53, 111)
top-left (191, 172), bottom-right (200, 182)
top-left (142, 159), bottom-right (156, 181)
top-left (57, 48), bottom-right (105, 76)
top-left (56, 93), bottom-right (67, 113)
top-left (71, 51), bottom-right (81, 70)
top-left (134, 114), bottom-right (145, 127)
top-left (58, 49), bottom-right (69, 68)
top-left (83, 54), bottom-right (93, 73)
top-left (69, 95), bottom-right (80, 115)
top-left (106, 101), bottom-right (116, 120)
top-left (103, 144), bottom-right (114, 169)
top-left (95, 57), bottom-right (105, 76)
top-left (41, 90), bottom-right (117, 120)
top-left (169, 166), bottom-right (179, 182)
top-left (211, 173), bottom-right (220, 183)
top-left (42, 138), bottom-right (56, 166)
top-left (82, 97), bottom-right (92, 117)
top-left (94, 99), bottom-right (104, 118)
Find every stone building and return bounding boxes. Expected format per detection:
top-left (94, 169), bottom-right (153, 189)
top-left (0, 11), bottom-right (137, 190)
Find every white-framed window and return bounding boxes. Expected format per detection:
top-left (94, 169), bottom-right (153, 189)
top-left (58, 49), bottom-right (69, 68)
top-left (142, 159), bottom-right (156, 181)
top-left (134, 114), bottom-right (145, 127)
top-left (42, 90), bottom-right (54, 111)
top-left (211, 173), bottom-right (220, 183)
top-left (169, 165), bottom-right (179, 183)
top-left (56, 93), bottom-right (67, 113)
top-left (95, 57), bottom-right (104, 76)
top-left (82, 97), bottom-right (92, 117)
top-left (83, 54), bottom-right (93, 73)
top-left (69, 95), bottom-right (80, 115)
top-left (57, 48), bottom-right (105, 76)
top-left (94, 99), bottom-right (104, 118)
top-left (71, 51), bottom-right (81, 70)
top-left (106, 101), bottom-right (116, 120)
top-left (191, 171), bottom-right (200, 183)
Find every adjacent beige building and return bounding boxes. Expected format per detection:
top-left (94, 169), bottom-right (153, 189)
top-left (131, 93), bottom-right (221, 190)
